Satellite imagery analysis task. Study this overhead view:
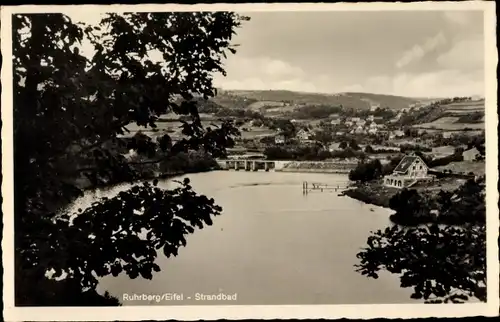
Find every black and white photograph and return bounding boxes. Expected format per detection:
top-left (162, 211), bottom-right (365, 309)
top-left (1, 2), bottom-right (498, 321)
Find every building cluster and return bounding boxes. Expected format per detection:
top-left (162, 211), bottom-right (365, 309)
top-left (331, 115), bottom-right (388, 135)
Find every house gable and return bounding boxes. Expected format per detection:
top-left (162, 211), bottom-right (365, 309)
top-left (393, 155), bottom-right (428, 174)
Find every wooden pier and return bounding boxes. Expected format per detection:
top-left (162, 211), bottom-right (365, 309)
top-left (302, 181), bottom-right (349, 194)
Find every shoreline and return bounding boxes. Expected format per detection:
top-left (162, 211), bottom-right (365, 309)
top-left (342, 181), bottom-right (485, 226)
top-left (275, 168), bottom-right (351, 174)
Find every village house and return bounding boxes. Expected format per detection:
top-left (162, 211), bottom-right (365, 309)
top-left (367, 115), bottom-right (375, 121)
top-left (330, 119), bottom-right (341, 125)
top-left (370, 104), bottom-right (380, 112)
top-left (354, 125), bottom-right (366, 134)
top-left (462, 147), bottom-right (480, 161)
top-left (351, 117), bottom-right (361, 123)
top-left (442, 131), bottom-right (454, 139)
top-left (368, 128), bottom-right (378, 135)
top-left (328, 142), bottom-right (342, 152)
top-left (275, 134), bottom-right (285, 145)
top-left (393, 130), bottom-right (405, 137)
top-left (296, 128), bottom-right (311, 141)
top-left (356, 119), bottom-right (367, 126)
top-left (335, 131), bottom-right (346, 136)
top-left (383, 154), bottom-right (433, 189)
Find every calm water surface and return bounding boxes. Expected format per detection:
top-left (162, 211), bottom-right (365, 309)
top-left (69, 171), bottom-right (415, 305)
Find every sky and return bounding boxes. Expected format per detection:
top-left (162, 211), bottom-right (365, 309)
top-left (69, 9), bottom-right (485, 98)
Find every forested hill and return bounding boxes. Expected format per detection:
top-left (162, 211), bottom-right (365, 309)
top-left (213, 89), bottom-right (421, 111)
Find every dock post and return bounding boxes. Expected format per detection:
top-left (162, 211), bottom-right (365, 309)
top-left (234, 161), bottom-right (239, 171)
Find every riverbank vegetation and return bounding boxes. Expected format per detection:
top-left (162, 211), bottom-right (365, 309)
top-left (354, 176), bottom-right (486, 303)
top-left (389, 177), bottom-right (485, 225)
top-left (14, 12), bottom-right (248, 306)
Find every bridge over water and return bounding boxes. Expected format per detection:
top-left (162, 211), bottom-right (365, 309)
top-left (217, 159), bottom-right (289, 171)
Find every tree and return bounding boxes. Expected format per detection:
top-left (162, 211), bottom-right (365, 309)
top-left (364, 145), bottom-right (374, 154)
top-left (356, 224), bottom-right (486, 303)
top-left (349, 139), bottom-right (360, 151)
top-left (348, 159), bottom-right (382, 182)
top-left (339, 141), bottom-right (348, 149)
top-left (14, 12), bottom-right (249, 305)
top-left (313, 130), bottom-right (333, 145)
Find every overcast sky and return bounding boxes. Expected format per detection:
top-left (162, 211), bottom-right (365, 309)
top-left (70, 10), bottom-right (485, 98)
top-left (213, 10), bottom-right (484, 98)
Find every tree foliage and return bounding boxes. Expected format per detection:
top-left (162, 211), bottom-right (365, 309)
top-left (348, 159), bottom-right (382, 182)
top-left (356, 224), bottom-right (486, 303)
top-left (356, 176), bottom-right (486, 303)
top-left (14, 12), bottom-right (248, 305)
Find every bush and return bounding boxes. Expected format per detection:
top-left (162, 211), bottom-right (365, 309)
top-left (364, 145), bottom-right (374, 153)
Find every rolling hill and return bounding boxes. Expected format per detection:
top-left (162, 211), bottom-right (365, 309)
top-left (214, 89), bottom-right (421, 111)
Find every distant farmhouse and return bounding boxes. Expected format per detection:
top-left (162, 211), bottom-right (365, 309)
top-left (296, 128), bottom-right (311, 141)
top-left (275, 134), bottom-right (286, 145)
top-left (383, 154), bottom-right (433, 189)
top-left (463, 147), bottom-right (480, 161)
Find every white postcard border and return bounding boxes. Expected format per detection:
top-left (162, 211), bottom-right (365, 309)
top-left (1, 2), bottom-right (498, 321)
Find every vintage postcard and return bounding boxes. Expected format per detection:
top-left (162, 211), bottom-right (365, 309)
top-left (1, 2), bottom-right (498, 321)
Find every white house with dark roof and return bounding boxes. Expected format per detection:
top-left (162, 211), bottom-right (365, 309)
top-left (296, 128), bottom-right (311, 141)
top-left (383, 154), bottom-right (433, 188)
top-left (275, 134), bottom-right (285, 145)
top-left (463, 147), bottom-right (480, 161)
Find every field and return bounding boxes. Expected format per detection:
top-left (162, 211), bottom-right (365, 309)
top-left (432, 161), bottom-right (486, 176)
top-left (239, 127), bottom-right (278, 139)
top-left (414, 118), bottom-right (484, 131)
top-left (442, 100), bottom-right (485, 111)
top-left (246, 100), bottom-right (288, 110)
top-left (414, 110), bottom-right (484, 131)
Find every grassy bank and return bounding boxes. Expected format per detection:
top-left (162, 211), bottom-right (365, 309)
top-left (276, 168), bottom-right (351, 174)
top-left (280, 160), bottom-right (357, 174)
top-left (342, 181), bottom-right (396, 208)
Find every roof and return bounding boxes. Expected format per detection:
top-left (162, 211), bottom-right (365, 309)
top-left (393, 155), bottom-right (427, 173)
top-left (463, 147), bottom-right (480, 155)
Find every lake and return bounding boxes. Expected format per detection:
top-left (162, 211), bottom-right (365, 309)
top-left (68, 170), bottom-right (415, 305)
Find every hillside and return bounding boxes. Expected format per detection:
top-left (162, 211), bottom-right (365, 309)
top-left (411, 99), bottom-right (485, 131)
top-left (342, 92), bottom-right (420, 110)
top-left (215, 89), bottom-right (420, 111)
